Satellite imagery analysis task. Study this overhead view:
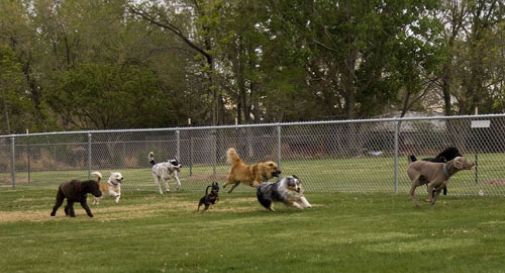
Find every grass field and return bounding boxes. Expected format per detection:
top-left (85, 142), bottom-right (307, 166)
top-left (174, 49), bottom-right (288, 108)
top-left (3, 153), bottom-right (505, 195)
top-left (1, 187), bottom-right (505, 273)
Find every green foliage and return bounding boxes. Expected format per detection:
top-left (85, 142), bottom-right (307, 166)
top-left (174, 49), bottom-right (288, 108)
top-left (0, 45), bottom-right (35, 134)
top-left (0, 0), bottom-right (504, 131)
top-left (47, 63), bottom-right (172, 129)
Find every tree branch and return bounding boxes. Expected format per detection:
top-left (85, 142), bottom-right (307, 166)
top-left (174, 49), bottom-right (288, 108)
top-left (128, 5), bottom-right (213, 63)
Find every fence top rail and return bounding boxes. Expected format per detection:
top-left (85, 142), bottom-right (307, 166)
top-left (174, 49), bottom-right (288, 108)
top-left (1, 113), bottom-right (504, 139)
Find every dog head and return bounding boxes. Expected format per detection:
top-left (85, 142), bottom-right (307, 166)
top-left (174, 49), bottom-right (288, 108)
top-left (260, 161), bottom-right (281, 179)
top-left (169, 158), bottom-right (182, 171)
top-left (210, 182), bottom-right (220, 195)
top-left (284, 175), bottom-right (303, 193)
top-left (108, 172), bottom-right (124, 185)
top-left (452, 156), bottom-right (475, 170)
top-left (83, 181), bottom-right (102, 197)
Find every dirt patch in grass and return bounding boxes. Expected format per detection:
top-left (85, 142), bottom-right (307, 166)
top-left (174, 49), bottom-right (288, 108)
top-left (484, 179), bottom-right (505, 185)
top-left (0, 195), bottom-right (264, 223)
top-left (185, 174), bottom-right (228, 183)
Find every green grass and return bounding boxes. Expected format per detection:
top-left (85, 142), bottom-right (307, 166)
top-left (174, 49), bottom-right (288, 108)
top-left (4, 152), bottom-right (505, 195)
top-left (1, 188), bottom-right (505, 273)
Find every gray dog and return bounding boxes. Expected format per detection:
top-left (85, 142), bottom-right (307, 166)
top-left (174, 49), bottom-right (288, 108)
top-left (408, 156), bottom-right (474, 207)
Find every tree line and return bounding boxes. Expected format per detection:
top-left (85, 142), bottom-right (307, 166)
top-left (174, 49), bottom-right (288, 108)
top-left (0, 0), bottom-right (504, 134)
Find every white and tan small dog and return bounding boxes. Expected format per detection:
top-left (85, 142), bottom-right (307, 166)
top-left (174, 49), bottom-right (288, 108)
top-left (149, 152), bottom-right (182, 194)
top-left (256, 175), bottom-right (312, 211)
top-left (93, 172), bottom-right (124, 205)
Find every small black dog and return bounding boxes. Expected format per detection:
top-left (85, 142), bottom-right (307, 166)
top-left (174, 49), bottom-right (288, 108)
top-left (197, 182), bottom-right (220, 212)
top-left (410, 146), bottom-right (462, 195)
top-left (50, 172), bottom-right (103, 217)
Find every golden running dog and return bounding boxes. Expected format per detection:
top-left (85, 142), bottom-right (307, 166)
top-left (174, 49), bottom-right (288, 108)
top-left (93, 172), bottom-right (124, 205)
top-left (223, 148), bottom-right (281, 193)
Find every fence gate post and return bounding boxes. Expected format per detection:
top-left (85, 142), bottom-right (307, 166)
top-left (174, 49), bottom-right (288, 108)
top-left (10, 136), bottom-right (16, 188)
top-left (88, 132), bottom-right (92, 178)
top-left (277, 125), bottom-right (282, 168)
top-left (176, 130), bottom-right (180, 160)
top-left (212, 129), bottom-right (217, 176)
top-left (393, 119), bottom-right (400, 193)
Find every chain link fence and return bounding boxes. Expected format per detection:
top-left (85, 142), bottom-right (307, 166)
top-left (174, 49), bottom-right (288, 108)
top-left (1, 114), bottom-right (505, 196)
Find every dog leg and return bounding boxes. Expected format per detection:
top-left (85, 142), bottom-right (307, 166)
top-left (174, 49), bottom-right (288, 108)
top-left (227, 182), bottom-right (240, 193)
top-left (426, 183), bottom-right (435, 204)
top-left (154, 176), bottom-right (164, 194)
top-left (93, 196), bottom-right (100, 205)
top-left (292, 202), bottom-right (305, 209)
top-left (431, 182), bottom-right (446, 205)
top-left (174, 172), bottom-right (182, 191)
top-left (107, 188), bottom-right (120, 204)
top-left (80, 200), bottom-right (94, 217)
top-left (409, 180), bottom-right (421, 207)
top-left (66, 202), bottom-right (76, 217)
top-left (50, 190), bottom-right (65, 216)
top-left (163, 178), bottom-right (170, 193)
top-left (431, 189), bottom-right (442, 206)
top-left (197, 198), bottom-right (204, 212)
top-left (300, 196), bottom-right (312, 208)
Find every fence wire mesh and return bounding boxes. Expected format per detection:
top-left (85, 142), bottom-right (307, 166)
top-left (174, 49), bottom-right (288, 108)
top-left (1, 114), bottom-right (505, 196)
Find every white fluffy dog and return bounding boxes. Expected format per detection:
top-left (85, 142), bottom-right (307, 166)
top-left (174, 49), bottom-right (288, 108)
top-left (93, 172), bottom-right (124, 205)
top-left (149, 152), bottom-right (182, 194)
top-left (256, 175), bottom-right (312, 211)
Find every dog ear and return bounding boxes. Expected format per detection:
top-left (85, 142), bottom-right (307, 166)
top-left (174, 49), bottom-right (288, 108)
top-left (292, 175), bottom-right (299, 179)
top-left (453, 157), bottom-right (463, 169)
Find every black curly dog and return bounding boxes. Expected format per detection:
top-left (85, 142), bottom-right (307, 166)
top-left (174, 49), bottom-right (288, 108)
top-left (197, 182), bottom-right (220, 212)
top-left (50, 176), bottom-right (102, 217)
top-left (410, 146), bottom-right (462, 196)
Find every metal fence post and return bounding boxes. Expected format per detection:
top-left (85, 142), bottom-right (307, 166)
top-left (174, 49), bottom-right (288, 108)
top-left (189, 128), bottom-right (193, 176)
top-left (27, 134), bottom-right (31, 184)
top-left (88, 132), bottom-right (92, 178)
top-left (277, 125), bottom-right (282, 168)
top-left (393, 119), bottom-right (400, 193)
top-left (10, 136), bottom-right (16, 188)
top-left (176, 130), bottom-right (180, 160)
top-left (212, 129), bottom-right (217, 176)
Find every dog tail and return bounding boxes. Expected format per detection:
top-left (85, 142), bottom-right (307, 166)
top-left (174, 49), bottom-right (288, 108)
top-left (91, 171), bottom-right (102, 182)
top-left (148, 151), bottom-right (156, 166)
top-left (226, 148), bottom-right (240, 164)
top-left (409, 155), bottom-right (417, 163)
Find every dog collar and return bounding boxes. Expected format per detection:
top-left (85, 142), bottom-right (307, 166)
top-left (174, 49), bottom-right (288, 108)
top-left (443, 164), bottom-right (450, 177)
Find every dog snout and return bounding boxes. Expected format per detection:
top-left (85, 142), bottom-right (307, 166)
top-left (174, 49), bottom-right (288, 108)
top-left (94, 191), bottom-right (103, 197)
top-left (272, 170), bottom-right (281, 177)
